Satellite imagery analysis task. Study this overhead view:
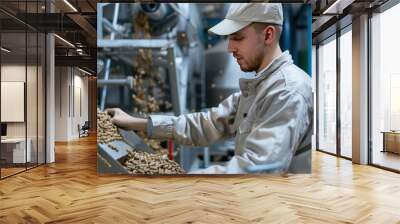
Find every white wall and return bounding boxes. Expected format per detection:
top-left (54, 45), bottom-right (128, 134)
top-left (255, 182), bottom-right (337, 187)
top-left (55, 67), bottom-right (68, 141)
top-left (54, 67), bottom-right (89, 141)
top-left (73, 73), bottom-right (89, 138)
top-left (1, 64), bottom-right (46, 164)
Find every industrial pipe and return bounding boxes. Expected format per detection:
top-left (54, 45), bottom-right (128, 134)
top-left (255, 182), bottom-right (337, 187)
top-left (98, 76), bottom-right (135, 89)
top-left (140, 3), bottom-right (169, 21)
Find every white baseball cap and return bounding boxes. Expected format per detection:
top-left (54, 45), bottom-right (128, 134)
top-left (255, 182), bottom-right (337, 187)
top-left (209, 3), bottom-right (283, 36)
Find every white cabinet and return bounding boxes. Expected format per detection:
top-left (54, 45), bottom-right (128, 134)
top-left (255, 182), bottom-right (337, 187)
top-left (1, 138), bottom-right (31, 163)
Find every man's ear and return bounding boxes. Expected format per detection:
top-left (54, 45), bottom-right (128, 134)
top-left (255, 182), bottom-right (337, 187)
top-left (263, 26), bottom-right (275, 45)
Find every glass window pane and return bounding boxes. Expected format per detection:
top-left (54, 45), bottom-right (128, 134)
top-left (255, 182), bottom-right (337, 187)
top-left (1, 31), bottom-right (27, 177)
top-left (27, 31), bottom-right (38, 169)
top-left (371, 3), bottom-right (400, 171)
top-left (0, 0), bottom-right (46, 179)
top-left (340, 29), bottom-right (352, 158)
top-left (38, 32), bottom-right (45, 165)
top-left (318, 37), bottom-right (337, 154)
top-left (0, 1), bottom-right (32, 178)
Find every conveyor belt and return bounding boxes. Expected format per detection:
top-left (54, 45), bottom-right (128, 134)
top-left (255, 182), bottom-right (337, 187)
top-left (97, 129), bottom-right (155, 174)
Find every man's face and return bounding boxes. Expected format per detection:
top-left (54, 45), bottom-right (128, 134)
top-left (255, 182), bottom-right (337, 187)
top-left (228, 24), bottom-right (265, 72)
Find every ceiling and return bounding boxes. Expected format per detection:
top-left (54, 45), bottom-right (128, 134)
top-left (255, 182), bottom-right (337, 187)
top-left (1, 0), bottom-right (395, 71)
top-left (311, 0), bottom-right (390, 43)
top-left (0, 0), bottom-right (98, 72)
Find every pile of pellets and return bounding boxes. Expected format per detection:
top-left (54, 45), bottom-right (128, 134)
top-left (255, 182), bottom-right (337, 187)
top-left (144, 138), bottom-right (169, 156)
top-left (97, 109), bottom-right (123, 144)
top-left (124, 150), bottom-right (185, 175)
top-left (131, 12), bottom-right (173, 114)
top-left (129, 12), bottom-right (172, 156)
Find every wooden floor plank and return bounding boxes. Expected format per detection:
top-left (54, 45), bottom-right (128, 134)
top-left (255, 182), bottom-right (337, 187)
top-left (0, 135), bottom-right (399, 223)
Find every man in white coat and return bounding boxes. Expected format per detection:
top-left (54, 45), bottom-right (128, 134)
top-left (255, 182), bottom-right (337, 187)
top-left (107, 3), bottom-right (313, 174)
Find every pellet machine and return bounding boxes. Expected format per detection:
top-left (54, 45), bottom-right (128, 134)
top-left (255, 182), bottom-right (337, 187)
top-left (97, 129), bottom-right (155, 174)
top-left (97, 3), bottom-right (206, 172)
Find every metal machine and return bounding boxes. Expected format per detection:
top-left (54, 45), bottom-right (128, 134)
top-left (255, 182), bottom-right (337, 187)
top-left (97, 3), bottom-right (314, 174)
top-left (97, 130), bottom-right (155, 174)
top-left (97, 3), bottom-right (207, 171)
top-left (97, 3), bottom-right (205, 114)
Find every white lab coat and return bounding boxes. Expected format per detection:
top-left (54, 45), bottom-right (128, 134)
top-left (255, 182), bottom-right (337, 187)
top-left (147, 51), bottom-right (313, 174)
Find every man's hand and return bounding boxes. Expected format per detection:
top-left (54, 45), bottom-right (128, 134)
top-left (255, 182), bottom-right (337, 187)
top-left (105, 108), bottom-right (148, 131)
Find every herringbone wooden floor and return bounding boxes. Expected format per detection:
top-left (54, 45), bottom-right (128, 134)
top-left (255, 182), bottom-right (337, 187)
top-left (1, 135), bottom-right (400, 223)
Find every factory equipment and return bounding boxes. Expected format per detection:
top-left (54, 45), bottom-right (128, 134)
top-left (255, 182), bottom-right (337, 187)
top-left (97, 109), bottom-right (185, 174)
top-left (97, 3), bottom-right (206, 172)
top-left (204, 39), bottom-right (253, 107)
top-left (97, 3), bottom-right (205, 114)
top-left (97, 129), bottom-right (153, 174)
top-left (97, 3), bottom-right (313, 174)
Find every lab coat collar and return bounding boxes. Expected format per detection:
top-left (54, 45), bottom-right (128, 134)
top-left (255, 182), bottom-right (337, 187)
top-left (239, 51), bottom-right (293, 97)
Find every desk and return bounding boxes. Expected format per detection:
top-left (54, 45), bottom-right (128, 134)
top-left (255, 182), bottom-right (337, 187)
top-left (382, 131), bottom-right (400, 154)
top-left (1, 138), bottom-right (31, 163)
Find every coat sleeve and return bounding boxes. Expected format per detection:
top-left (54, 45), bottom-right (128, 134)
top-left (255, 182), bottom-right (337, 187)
top-left (147, 92), bottom-right (241, 147)
top-left (191, 88), bottom-right (312, 174)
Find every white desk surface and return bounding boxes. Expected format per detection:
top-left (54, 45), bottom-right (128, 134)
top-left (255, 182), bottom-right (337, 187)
top-left (1, 138), bottom-right (27, 143)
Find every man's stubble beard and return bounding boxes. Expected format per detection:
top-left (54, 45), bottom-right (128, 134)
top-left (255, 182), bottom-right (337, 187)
top-left (239, 55), bottom-right (262, 73)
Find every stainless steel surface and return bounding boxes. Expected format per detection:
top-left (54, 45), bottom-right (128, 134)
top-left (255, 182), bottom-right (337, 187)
top-left (97, 129), bottom-right (155, 174)
top-left (119, 129), bottom-right (155, 154)
top-left (98, 77), bottom-right (134, 89)
top-left (140, 3), bottom-right (169, 21)
top-left (167, 47), bottom-right (182, 115)
top-left (205, 40), bottom-right (253, 107)
top-left (102, 18), bottom-right (127, 38)
top-left (97, 39), bottom-right (173, 49)
top-left (100, 3), bottom-right (120, 111)
top-left (97, 3), bottom-right (231, 171)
